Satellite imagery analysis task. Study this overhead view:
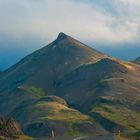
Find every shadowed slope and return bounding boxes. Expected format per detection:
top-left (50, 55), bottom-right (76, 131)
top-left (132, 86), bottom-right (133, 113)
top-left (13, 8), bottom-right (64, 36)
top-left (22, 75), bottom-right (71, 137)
top-left (132, 56), bottom-right (140, 65)
top-left (0, 33), bottom-right (106, 115)
top-left (55, 58), bottom-right (140, 132)
top-left (0, 32), bottom-right (106, 93)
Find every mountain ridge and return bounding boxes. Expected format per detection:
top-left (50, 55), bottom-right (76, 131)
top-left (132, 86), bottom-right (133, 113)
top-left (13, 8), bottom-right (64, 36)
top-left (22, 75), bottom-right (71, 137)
top-left (132, 56), bottom-right (140, 65)
top-left (0, 33), bottom-right (140, 138)
top-left (0, 32), bottom-right (107, 95)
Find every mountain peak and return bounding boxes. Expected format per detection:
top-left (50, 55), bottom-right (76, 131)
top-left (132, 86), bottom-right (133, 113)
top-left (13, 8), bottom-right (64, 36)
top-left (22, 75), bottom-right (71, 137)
top-left (132, 56), bottom-right (140, 65)
top-left (56, 32), bottom-right (68, 41)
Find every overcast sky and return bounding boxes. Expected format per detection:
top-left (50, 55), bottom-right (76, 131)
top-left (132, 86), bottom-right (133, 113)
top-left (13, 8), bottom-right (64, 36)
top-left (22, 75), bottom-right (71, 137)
top-left (0, 0), bottom-right (140, 70)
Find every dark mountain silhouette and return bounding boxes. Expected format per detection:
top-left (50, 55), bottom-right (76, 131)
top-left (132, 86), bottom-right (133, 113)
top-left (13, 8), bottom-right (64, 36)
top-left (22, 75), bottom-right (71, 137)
top-left (132, 56), bottom-right (140, 65)
top-left (0, 33), bottom-right (140, 138)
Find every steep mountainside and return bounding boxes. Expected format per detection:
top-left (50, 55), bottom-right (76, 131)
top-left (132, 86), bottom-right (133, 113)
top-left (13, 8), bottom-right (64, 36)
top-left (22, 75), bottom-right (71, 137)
top-left (0, 33), bottom-right (140, 138)
top-left (55, 58), bottom-right (140, 132)
top-left (0, 33), bottom-right (106, 114)
top-left (132, 57), bottom-right (140, 65)
top-left (0, 32), bottom-right (106, 93)
top-left (0, 33), bottom-right (107, 137)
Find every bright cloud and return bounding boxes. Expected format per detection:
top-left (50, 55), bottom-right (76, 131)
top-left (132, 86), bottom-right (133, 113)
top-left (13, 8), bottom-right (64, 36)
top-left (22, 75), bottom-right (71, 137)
top-left (0, 0), bottom-right (140, 45)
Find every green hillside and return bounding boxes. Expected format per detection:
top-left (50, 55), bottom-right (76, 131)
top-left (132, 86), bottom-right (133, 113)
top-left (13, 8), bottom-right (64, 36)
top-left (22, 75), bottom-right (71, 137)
top-left (0, 33), bottom-right (140, 138)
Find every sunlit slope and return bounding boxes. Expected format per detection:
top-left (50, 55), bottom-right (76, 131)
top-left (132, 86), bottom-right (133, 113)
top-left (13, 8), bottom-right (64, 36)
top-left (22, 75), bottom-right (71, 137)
top-left (11, 96), bottom-right (107, 137)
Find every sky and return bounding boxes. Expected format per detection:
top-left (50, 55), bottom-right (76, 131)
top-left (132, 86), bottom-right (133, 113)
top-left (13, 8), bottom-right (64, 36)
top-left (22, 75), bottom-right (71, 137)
top-left (0, 0), bottom-right (140, 70)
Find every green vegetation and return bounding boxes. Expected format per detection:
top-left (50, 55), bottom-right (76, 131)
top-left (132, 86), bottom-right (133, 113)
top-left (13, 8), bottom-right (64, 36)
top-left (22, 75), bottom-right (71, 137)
top-left (33, 102), bottom-right (92, 136)
top-left (91, 102), bottom-right (140, 132)
top-left (33, 101), bottom-right (89, 122)
top-left (22, 86), bottom-right (45, 97)
top-left (68, 122), bottom-right (84, 136)
top-left (0, 33), bottom-right (140, 138)
top-left (115, 135), bottom-right (140, 140)
top-left (14, 100), bottom-right (92, 137)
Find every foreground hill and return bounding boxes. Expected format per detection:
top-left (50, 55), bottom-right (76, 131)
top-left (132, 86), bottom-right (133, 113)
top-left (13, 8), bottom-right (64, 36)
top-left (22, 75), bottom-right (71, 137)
top-left (132, 57), bottom-right (140, 65)
top-left (0, 33), bottom-right (140, 138)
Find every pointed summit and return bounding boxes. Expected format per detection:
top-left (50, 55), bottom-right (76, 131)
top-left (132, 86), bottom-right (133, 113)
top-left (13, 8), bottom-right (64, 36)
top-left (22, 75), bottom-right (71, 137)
top-left (132, 56), bottom-right (140, 65)
top-left (56, 32), bottom-right (68, 41)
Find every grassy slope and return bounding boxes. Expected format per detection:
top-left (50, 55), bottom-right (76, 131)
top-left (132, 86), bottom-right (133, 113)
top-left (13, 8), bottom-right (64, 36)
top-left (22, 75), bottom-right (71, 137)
top-left (53, 58), bottom-right (140, 134)
top-left (29, 101), bottom-right (90, 136)
top-left (16, 59), bottom-right (140, 137)
top-left (20, 86), bottom-right (45, 98)
top-left (90, 102), bottom-right (140, 131)
top-left (11, 95), bottom-right (105, 137)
